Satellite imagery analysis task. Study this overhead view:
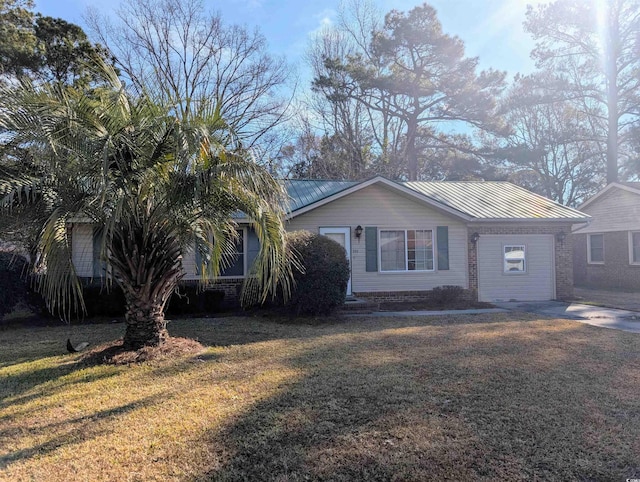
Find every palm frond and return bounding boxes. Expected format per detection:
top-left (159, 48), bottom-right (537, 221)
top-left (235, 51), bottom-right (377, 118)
top-left (35, 209), bottom-right (84, 320)
top-left (1, 58), bottom-right (295, 321)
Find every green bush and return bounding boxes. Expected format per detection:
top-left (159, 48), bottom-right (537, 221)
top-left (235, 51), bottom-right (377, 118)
top-left (430, 285), bottom-right (464, 306)
top-left (80, 283), bottom-right (225, 317)
top-left (80, 284), bottom-right (126, 317)
top-left (165, 286), bottom-right (225, 315)
top-left (283, 230), bottom-right (350, 316)
top-left (0, 252), bottom-right (33, 319)
top-left (39, 281), bottom-right (225, 319)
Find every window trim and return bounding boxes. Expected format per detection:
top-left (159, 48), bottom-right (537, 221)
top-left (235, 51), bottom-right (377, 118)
top-left (587, 233), bottom-right (605, 265)
top-left (628, 231), bottom-right (640, 266)
top-left (378, 228), bottom-right (435, 273)
top-left (503, 244), bottom-right (527, 275)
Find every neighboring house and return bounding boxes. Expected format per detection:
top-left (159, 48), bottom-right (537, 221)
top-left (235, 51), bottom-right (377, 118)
top-left (573, 182), bottom-right (640, 291)
top-left (70, 176), bottom-right (589, 303)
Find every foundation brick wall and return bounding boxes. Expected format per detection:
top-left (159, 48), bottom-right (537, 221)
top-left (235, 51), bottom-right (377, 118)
top-left (180, 278), bottom-right (244, 305)
top-left (574, 231), bottom-right (640, 290)
top-left (353, 289), bottom-right (475, 303)
top-left (467, 224), bottom-right (575, 301)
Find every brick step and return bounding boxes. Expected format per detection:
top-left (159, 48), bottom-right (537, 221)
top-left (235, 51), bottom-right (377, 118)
top-left (338, 297), bottom-right (379, 313)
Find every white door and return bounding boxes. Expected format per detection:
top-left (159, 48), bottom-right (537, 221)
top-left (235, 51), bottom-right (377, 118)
top-left (319, 227), bottom-right (352, 295)
top-left (477, 234), bottom-right (555, 302)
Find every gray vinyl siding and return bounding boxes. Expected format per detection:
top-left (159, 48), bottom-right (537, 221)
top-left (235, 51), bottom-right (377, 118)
top-left (286, 183), bottom-right (468, 293)
top-left (477, 234), bottom-right (555, 302)
top-left (71, 224), bottom-right (93, 277)
top-left (577, 188), bottom-right (640, 233)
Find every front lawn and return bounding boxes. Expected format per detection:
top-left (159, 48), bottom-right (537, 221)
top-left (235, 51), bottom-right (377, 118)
top-left (1, 313), bottom-right (639, 480)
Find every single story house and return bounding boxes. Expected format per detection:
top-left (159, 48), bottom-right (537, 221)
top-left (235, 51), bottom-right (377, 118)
top-left (573, 182), bottom-right (640, 291)
top-left (71, 176), bottom-right (589, 303)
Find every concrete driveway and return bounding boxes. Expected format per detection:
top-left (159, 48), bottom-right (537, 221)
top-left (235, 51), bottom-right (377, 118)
top-left (573, 286), bottom-right (640, 311)
top-left (495, 301), bottom-right (640, 334)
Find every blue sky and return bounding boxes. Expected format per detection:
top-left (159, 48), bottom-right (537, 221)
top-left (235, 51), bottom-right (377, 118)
top-left (34, 0), bottom-right (543, 79)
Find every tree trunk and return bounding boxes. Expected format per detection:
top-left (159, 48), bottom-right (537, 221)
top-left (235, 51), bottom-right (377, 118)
top-left (108, 210), bottom-right (185, 350)
top-left (605, 3), bottom-right (619, 184)
top-left (406, 111), bottom-right (419, 181)
top-left (122, 294), bottom-right (168, 349)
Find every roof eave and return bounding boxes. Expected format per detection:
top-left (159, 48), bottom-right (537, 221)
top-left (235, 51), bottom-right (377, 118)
top-left (579, 182), bottom-right (640, 210)
top-left (468, 217), bottom-right (591, 224)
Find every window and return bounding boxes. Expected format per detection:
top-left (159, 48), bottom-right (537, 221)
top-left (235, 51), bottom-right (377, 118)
top-left (221, 230), bottom-right (244, 276)
top-left (380, 229), bottom-right (433, 271)
top-left (196, 228), bottom-right (259, 277)
top-left (588, 234), bottom-right (604, 264)
top-left (504, 245), bottom-right (526, 273)
top-left (630, 232), bottom-right (640, 264)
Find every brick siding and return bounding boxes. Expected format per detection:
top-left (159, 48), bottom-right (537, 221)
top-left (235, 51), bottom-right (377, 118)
top-left (573, 231), bottom-right (640, 290)
top-left (83, 277), bottom-right (245, 307)
top-left (180, 278), bottom-right (244, 306)
top-left (353, 289), bottom-right (474, 303)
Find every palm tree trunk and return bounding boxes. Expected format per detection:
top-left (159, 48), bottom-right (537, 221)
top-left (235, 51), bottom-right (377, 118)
top-left (108, 212), bottom-right (185, 350)
top-left (123, 294), bottom-right (168, 349)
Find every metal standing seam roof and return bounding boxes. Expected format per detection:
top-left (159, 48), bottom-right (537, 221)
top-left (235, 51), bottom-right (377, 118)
top-left (404, 181), bottom-right (589, 220)
top-left (282, 178), bottom-right (589, 221)
top-left (283, 179), bottom-right (358, 212)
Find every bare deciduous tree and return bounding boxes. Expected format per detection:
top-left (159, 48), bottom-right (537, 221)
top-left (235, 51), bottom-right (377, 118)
top-left (307, 0), bottom-right (401, 179)
top-left (525, 0), bottom-right (640, 184)
top-left (495, 74), bottom-right (605, 206)
top-left (86, 0), bottom-right (293, 155)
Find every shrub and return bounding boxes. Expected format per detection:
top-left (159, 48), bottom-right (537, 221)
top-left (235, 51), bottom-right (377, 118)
top-left (283, 230), bottom-right (350, 316)
top-left (0, 252), bottom-right (32, 319)
top-left (430, 285), bottom-right (464, 306)
top-left (81, 284), bottom-right (126, 317)
top-left (165, 286), bottom-right (225, 315)
top-left (41, 282), bottom-right (225, 319)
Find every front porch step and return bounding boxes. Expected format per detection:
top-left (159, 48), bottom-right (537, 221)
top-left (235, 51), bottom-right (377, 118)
top-left (338, 297), bottom-right (379, 314)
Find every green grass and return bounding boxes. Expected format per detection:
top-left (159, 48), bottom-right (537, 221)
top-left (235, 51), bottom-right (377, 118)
top-left (1, 313), bottom-right (640, 481)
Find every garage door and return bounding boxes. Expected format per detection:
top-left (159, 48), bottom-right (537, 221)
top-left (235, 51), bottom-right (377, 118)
top-left (477, 234), bottom-right (555, 302)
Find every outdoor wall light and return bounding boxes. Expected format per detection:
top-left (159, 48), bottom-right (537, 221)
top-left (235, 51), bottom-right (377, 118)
top-left (556, 231), bottom-right (566, 245)
top-left (470, 232), bottom-right (480, 244)
top-left (355, 225), bottom-right (363, 239)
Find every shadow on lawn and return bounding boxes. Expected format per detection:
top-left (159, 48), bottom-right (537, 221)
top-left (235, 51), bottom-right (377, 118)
top-left (192, 317), bottom-right (640, 481)
top-left (167, 312), bottom-right (531, 347)
top-left (0, 394), bottom-right (161, 470)
top-left (0, 321), bottom-right (123, 369)
top-left (0, 356), bottom-right (121, 420)
top-left (0, 329), bottom-right (130, 417)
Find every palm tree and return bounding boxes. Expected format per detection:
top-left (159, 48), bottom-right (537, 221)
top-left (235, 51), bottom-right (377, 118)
top-left (0, 64), bottom-right (292, 349)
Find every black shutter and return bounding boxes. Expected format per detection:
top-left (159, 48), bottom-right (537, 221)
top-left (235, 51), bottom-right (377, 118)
top-left (365, 227), bottom-right (378, 272)
top-left (92, 228), bottom-right (106, 278)
top-left (437, 226), bottom-right (449, 270)
top-left (195, 248), bottom-right (202, 275)
top-left (247, 227), bottom-right (260, 272)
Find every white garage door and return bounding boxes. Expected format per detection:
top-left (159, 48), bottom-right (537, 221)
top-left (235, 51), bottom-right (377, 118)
top-left (477, 234), bottom-right (555, 302)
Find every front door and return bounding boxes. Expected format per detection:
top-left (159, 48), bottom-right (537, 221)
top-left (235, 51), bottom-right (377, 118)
top-left (319, 227), bottom-right (352, 295)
